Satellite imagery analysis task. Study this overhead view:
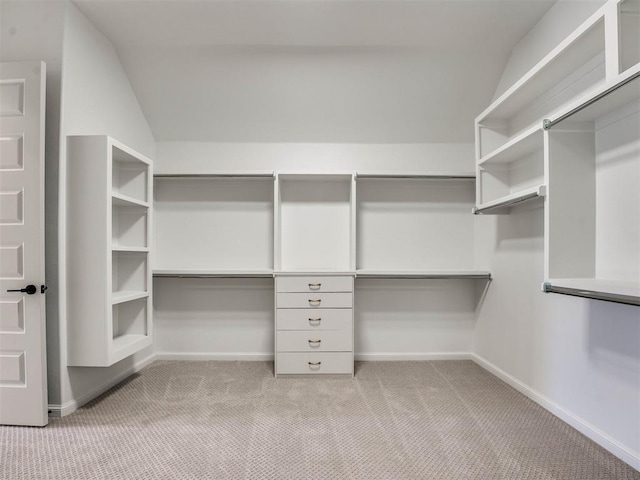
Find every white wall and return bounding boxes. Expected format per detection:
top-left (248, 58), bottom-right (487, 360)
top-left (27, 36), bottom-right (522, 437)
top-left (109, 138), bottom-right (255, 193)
top-left (54, 2), bottom-right (156, 411)
top-left (474, 0), bottom-right (640, 469)
top-left (0, 0), bottom-right (66, 407)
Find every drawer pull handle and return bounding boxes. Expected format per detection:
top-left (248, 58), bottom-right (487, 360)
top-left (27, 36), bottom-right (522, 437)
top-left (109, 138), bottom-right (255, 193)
top-left (308, 283), bottom-right (321, 290)
top-left (308, 361), bottom-right (321, 366)
top-left (308, 339), bottom-right (321, 345)
top-left (308, 299), bottom-right (321, 306)
top-left (309, 318), bottom-right (321, 325)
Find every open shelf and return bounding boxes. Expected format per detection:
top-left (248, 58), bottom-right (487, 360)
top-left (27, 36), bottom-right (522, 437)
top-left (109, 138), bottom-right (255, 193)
top-left (477, 10), bottom-right (606, 159)
top-left (112, 192), bottom-right (149, 208)
top-left (112, 291), bottom-right (149, 305)
top-left (478, 125), bottom-right (543, 167)
top-left (356, 270), bottom-right (491, 280)
top-left (154, 176), bottom-right (274, 271)
top-left (153, 269), bottom-right (274, 278)
top-left (474, 184), bottom-right (546, 215)
top-left (277, 174), bottom-right (354, 272)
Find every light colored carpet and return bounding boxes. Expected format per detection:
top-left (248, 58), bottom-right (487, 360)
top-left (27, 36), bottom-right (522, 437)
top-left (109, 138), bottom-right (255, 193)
top-left (1, 360), bottom-right (638, 479)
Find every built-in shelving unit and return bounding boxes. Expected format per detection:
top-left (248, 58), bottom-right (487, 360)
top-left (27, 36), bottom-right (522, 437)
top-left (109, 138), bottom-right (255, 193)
top-left (544, 67), bottom-right (640, 305)
top-left (67, 135), bottom-right (153, 366)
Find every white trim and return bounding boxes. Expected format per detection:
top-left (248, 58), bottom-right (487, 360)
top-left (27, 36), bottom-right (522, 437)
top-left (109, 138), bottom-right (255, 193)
top-left (471, 353), bottom-right (640, 472)
top-left (155, 352), bottom-right (274, 361)
top-left (48, 353), bottom-right (156, 417)
top-left (355, 352), bottom-right (471, 361)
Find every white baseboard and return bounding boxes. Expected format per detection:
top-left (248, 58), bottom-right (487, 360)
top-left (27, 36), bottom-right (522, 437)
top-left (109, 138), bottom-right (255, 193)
top-left (355, 352), bottom-right (471, 361)
top-left (155, 352), bottom-right (470, 362)
top-left (155, 352), bottom-right (274, 361)
top-left (471, 353), bottom-right (640, 472)
top-left (48, 352), bottom-right (156, 418)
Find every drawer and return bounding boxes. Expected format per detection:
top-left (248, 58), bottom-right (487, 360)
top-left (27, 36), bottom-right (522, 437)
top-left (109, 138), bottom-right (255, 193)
top-left (277, 330), bottom-right (352, 352)
top-left (276, 352), bottom-right (353, 375)
top-left (276, 276), bottom-right (353, 293)
top-left (277, 292), bottom-right (353, 309)
top-left (276, 308), bottom-right (352, 331)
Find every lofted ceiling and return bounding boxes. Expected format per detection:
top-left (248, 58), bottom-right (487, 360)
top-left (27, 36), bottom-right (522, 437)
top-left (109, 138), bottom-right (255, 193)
top-left (73, 0), bottom-right (555, 143)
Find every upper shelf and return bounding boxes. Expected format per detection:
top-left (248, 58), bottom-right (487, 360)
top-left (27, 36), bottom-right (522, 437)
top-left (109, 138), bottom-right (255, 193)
top-left (477, 6), bottom-right (606, 126)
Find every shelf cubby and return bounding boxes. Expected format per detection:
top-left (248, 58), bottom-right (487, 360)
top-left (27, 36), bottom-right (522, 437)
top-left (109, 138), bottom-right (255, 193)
top-left (112, 297), bottom-right (151, 363)
top-left (276, 173), bottom-right (355, 272)
top-left (112, 251), bottom-right (148, 296)
top-left (112, 146), bottom-right (149, 204)
top-left (112, 204), bottom-right (148, 249)
top-left (619, 0), bottom-right (640, 74)
top-left (356, 177), bottom-right (477, 271)
top-left (153, 176), bottom-right (274, 271)
top-left (545, 72), bottom-right (640, 304)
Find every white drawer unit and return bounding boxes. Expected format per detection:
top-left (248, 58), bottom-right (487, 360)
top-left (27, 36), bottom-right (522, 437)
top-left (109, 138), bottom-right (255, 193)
top-left (276, 308), bottom-right (352, 331)
top-left (275, 275), bottom-right (354, 377)
top-left (276, 276), bottom-right (353, 293)
top-left (276, 292), bottom-right (353, 309)
top-left (276, 330), bottom-right (353, 352)
top-left (276, 352), bottom-right (353, 375)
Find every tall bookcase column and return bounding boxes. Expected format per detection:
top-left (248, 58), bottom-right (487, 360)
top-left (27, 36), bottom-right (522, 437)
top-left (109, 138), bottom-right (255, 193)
top-left (67, 135), bottom-right (153, 366)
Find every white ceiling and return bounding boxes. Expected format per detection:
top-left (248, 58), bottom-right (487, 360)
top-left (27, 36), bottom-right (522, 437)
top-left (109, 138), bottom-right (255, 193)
top-left (74, 0), bottom-right (555, 143)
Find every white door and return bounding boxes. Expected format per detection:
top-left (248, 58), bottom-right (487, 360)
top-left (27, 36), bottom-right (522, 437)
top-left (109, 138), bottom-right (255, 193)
top-left (0, 61), bottom-right (48, 426)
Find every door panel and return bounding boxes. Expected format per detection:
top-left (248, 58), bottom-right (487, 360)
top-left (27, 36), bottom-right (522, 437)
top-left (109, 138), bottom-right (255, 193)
top-left (0, 61), bottom-right (47, 426)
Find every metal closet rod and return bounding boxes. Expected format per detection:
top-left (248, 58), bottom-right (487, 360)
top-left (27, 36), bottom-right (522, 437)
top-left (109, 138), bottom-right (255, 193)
top-left (543, 69), bottom-right (640, 130)
top-left (542, 283), bottom-right (640, 307)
